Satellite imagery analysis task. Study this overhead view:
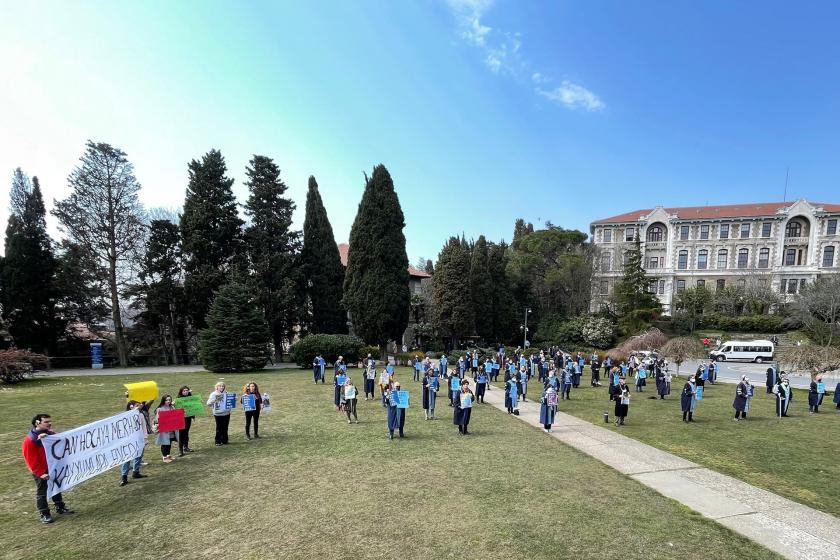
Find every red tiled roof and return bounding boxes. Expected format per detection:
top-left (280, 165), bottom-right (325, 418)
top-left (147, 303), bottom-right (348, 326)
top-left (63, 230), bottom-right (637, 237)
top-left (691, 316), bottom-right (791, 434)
top-left (337, 243), bottom-right (431, 278)
top-left (592, 201), bottom-right (840, 225)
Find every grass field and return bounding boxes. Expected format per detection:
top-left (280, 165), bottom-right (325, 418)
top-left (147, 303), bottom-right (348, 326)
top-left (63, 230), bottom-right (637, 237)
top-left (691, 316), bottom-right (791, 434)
top-left (0, 368), bottom-right (783, 560)
top-left (496, 370), bottom-right (840, 517)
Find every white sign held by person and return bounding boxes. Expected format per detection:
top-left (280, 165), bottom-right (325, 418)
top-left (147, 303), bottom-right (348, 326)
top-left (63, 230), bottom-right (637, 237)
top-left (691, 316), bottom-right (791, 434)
top-left (43, 409), bottom-right (146, 498)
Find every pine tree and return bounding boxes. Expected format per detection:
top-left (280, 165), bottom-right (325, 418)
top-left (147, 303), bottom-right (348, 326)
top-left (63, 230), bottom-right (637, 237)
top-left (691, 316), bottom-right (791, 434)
top-left (53, 143), bottom-right (146, 366)
top-left (469, 235), bottom-right (493, 342)
top-left (1, 171), bottom-right (60, 353)
top-left (342, 165), bottom-right (410, 355)
top-left (613, 233), bottom-right (660, 314)
top-left (424, 259), bottom-right (434, 276)
top-left (199, 280), bottom-right (271, 372)
top-left (512, 218), bottom-right (534, 249)
top-left (244, 155), bottom-right (302, 358)
top-left (301, 176), bottom-right (347, 334)
top-left (181, 150), bottom-right (244, 330)
top-left (488, 241), bottom-right (518, 344)
top-left (433, 236), bottom-right (474, 347)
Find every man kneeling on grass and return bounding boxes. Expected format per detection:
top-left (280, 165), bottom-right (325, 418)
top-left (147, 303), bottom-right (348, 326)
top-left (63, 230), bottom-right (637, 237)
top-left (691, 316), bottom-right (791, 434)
top-left (21, 414), bottom-right (75, 524)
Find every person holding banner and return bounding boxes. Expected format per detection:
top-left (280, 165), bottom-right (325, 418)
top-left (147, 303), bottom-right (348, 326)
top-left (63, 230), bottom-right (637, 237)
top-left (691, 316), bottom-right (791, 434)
top-left (422, 369), bottom-right (438, 420)
top-left (242, 382), bottom-right (263, 438)
top-left (809, 375), bottom-right (825, 414)
top-left (154, 395), bottom-right (180, 463)
top-left (539, 384), bottom-right (558, 432)
top-left (454, 379), bottom-right (474, 435)
top-left (342, 377), bottom-right (359, 423)
top-left (386, 381), bottom-right (406, 439)
top-left (681, 376), bottom-right (697, 422)
top-left (120, 401), bottom-right (149, 486)
top-left (176, 386), bottom-right (196, 456)
top-left (22, 414), bottom-right (74, 523)
top-left (207, 382), bottom-right (232, 445)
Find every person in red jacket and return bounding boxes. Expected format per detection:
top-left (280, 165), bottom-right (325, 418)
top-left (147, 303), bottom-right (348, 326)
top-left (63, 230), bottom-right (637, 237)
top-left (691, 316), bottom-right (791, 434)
top-left (22, 414), bottom-right (74, 524)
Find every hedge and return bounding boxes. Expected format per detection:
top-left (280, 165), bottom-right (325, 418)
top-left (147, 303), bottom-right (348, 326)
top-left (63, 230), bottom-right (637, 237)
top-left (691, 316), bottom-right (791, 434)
top-left (289, 334), bottom-right (366, 367)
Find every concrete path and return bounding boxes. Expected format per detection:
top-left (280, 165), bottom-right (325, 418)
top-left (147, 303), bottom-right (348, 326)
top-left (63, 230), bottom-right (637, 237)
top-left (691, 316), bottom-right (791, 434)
top-left (478, 385), bottom-right (840, 560)
top-left (34, 363), bottom-right (299, 378)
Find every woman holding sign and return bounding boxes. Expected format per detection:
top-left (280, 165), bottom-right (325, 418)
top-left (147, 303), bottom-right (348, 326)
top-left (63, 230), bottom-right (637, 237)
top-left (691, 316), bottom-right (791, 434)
top-left (242, 382), bottom-right (263, 438)
top-left (611, 376), bottom-right (630, 426)
top-left (342, 378), bottom-right (359, 423)
top-left (422, 369), bottom-right (438, 420)
top-left (809, 375), bottom-right (825, 414)
top-left (154, 395), bottom-right (179, 463)
top-left (540, 384), bottom-right (558, 432)
top-left (176, 386), bottom-right (196, 456)
top-left (386, 381), bottom-right (406, 439)
top-left (454, 379), bottom-right (474, 435)
top-left (207, 382), bottom-right (232, 445)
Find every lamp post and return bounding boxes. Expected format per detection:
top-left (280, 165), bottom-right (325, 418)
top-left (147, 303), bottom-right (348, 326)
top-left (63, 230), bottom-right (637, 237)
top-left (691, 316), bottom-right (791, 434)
top-left (521, 307), bottom-right (531, 349)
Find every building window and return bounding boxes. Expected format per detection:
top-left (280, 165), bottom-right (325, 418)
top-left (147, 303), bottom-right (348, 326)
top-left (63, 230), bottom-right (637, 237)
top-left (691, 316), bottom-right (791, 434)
top-left (780, 279), bottom-right (787, 293)
top-left (649, 256), bottom-right (658, 269)
top-left (738, 278), bottom-right (746, 288)
top-left (697, 250), bottom-right (708, 269)
top-left (625, 227), bottom-right (635, 241)
top-left (824, 246), bottom-right (836, 267)
top-left (785, 248), bottom-right (796, 266)
top-left (786, 221), bottom-right (802, 238)
top-left (719, 224), bottom-right (729, 239)
top-left (600, 280), bottom-right (609, 295)
top-left (697, 279), bottom-right (705, 288)
top-left (758, 248), bottom-right (770, 268)
top-left (800, 279), bottom-right (807, 291)
top-left (762, 222), bottom-right (772, 237)
top-left (700, 225), bottom-right (709, 240)
top-left (680, 225), bottom-right (689, 240)
top-left (646, 226), bottom-right (663, 242)
top-left (678, 250), bottom-right (688, 269)
top-left (603, 229), bottom-right (612, 242)
top-left (717, 249), bottom-right (728, 269)
top-left (716, 279), bottom-right (726, 291)
top-left (828, 219), bottom-right (838, 235)
top-left (737, 248), bottom-right (749, 269)
top-left (600, 253), bottom-right (611, 272)
top-left (740, 223), bottom-right (750, 238)
top-left (787, 280), bottom-right (797, 294)
top-left (658, 280), bottom-right (665, 295)
top-left (647, 281), bottom-right (657, 294)
top-left (676, 280), bottom-right (686, 292)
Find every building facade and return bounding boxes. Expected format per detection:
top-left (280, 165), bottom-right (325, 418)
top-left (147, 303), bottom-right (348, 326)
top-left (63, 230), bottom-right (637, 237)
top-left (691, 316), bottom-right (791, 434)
top-left (589, 199), bottom-right (840, 313)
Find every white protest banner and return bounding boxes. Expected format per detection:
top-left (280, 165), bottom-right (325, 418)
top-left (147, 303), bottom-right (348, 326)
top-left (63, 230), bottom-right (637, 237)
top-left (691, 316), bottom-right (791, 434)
top-left (43, 409), bottom-right (146, 498)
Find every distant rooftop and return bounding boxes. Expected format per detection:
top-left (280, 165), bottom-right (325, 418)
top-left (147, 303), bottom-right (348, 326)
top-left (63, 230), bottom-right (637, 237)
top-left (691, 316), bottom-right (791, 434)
top-left (337, 243), bottom-right (431, 278)
top-left (592, 200), bottom-right (840, 225)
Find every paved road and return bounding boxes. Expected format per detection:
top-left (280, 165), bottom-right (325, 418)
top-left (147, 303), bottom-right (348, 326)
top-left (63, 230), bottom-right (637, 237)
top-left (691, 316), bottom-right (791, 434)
top-left (34, 363), bottom-right (299, 378)
top-left (678, 359), bottom-right (840, 390)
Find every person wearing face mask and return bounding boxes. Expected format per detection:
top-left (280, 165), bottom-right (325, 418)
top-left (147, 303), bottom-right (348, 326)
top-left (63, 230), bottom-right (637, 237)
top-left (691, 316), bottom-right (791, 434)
top-left (454, 379), bottom-right (474, 435)
top-left (386, 381), bottom-right (406, 439)
top-left (733, 376), bottom-right (750, 421)
top-left (154, 394), bottom-right (179, 463)
top-left (22, 414), bottom-right (75, 523)
top-left (809, 374), bottom-right (826, 414)
top-left (207, 381), bottom-right (232, 445)
top-left (655, 365), bottom-right (669, 400)
top-left (681, 376), bottom-right (697, 422)
top-left (773, 374), bottom-right (792, 417)
top-left (611, 376), bottom-right (630, 426)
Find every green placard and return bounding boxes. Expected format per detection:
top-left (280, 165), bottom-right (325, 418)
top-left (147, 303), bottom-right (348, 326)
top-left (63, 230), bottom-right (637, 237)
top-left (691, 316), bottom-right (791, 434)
top-left (174, 394), bottom-right (205, 417)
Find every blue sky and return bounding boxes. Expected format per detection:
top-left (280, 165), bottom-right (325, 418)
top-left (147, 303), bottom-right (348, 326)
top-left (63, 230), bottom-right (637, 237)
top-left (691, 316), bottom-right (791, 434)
top-left (1, 0), bottom-right (839, 262)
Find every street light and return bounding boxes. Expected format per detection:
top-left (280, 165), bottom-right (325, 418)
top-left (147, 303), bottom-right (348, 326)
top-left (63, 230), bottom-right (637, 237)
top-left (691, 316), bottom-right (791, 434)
top-left (522, 307), bottom-right (531, 349)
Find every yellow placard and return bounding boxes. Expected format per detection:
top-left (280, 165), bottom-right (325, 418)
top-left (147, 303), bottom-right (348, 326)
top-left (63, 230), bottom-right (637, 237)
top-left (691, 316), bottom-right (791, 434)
top-left (124, 380), bottom-right (159, 402)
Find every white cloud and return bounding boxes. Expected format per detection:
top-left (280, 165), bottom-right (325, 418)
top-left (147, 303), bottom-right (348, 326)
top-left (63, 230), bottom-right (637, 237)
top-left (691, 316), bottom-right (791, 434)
top-left (537, 80), bottom-right (605, 112)
top-left (531, 72), bottom-right (548, 84)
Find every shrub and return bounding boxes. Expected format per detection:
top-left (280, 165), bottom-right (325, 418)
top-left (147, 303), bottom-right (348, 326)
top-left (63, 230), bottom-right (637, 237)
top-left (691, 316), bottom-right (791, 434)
top-left (780, 316), bottom-right (803, 331)
top-left (289, 334), bottom-right (366, 367)
top-left (581, 317), bottom-right (617, 349)
top-left (0, 348), bottom-right (48, 384)
top-left (360, 345), bottom-right (381, 360)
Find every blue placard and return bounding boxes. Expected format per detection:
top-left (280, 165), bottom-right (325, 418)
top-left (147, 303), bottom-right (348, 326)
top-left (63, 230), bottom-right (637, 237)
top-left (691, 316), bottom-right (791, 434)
top-left (701, 371), bottom-right (708, 381)
top-left (242, 394), bottom-right (256, 411)
top-left (695, 386), bottom-right (704, 401)
top-left (748, 385), bottom-right (754, 397)
top-left (639, 370), bottom-right (647, 379)
top-left (478, 374), bottom-right (488, 384)
top-left (225, 392), bottom-right (237, 409)
top-left (340, 364), bottom-right (347, 373)
top-left (613, 373), bottom-right (620, 385)
top-left (493, 363), bottom-right (500, 370)
top-left (485, 363), bottom-right (493, 373)
top-left (462, 394), bottom-right (473, 408)
top-left (396, 390), bottom-right (409, 409)
top-left (336, 374), bottom-right (347, 386)
top-left (451, 378), bottom-right (461, 391)
top-left (386, 364), bottom-right (394, 374)
top-left (429, 377), bottom-right (439, 391)
top-left (817, 382), bottom-right (826, 394)
top-left (472, 359), bottom-right (478, 367)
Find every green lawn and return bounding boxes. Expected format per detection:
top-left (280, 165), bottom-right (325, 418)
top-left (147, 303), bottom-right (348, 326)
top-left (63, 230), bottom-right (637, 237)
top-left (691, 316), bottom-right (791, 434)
top-left (499, 370), bottom-right (840, 517)
top-left (0, 368), bottom-right (782, 560)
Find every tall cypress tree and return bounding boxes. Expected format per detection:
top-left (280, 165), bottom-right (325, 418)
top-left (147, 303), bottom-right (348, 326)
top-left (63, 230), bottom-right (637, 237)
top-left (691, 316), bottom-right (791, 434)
top-left (181, 150), bottom-right (243, 330)
top-left (244, 155), bottom-right (302, 358)
top-left (469, 235), bottom-right (493, 342)
top-left (433, 236), bottom-right (474, 348)
top-left (1, 171), bottom-right (59, 353)
top-left (301, 176), bottom-right (347, 334)
top-left (613, 233), bottom-right (659, 314)
top-left (342, 165), bottom-right (410, 355)
top-left (488, 241), bottom-right (518, 344)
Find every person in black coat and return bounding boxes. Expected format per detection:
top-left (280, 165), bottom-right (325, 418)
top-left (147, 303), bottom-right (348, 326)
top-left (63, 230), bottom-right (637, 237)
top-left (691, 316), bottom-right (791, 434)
top-left (809, 375), bottom-right (825, 413)
top-left (681, 376), bottom-right (697, 422)
top-left (765, 366), bottom-right (777, 394)
top-left (611, 377), bottom-right (630, 426)
top-left (655, 367), bottom-right (669, 399)
top-left (454, 380), bottom-right (475, 435)
top-left (834, 382), bottom-right (840, 410)
top-left (774, 376), bottom-right (792, 417)
top-left (733, 375), bottom-right (749, 421)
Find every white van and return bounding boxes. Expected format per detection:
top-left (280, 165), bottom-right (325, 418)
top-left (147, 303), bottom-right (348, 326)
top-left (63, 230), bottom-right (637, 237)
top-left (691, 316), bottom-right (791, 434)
top-left (709, 340), bottom-right (774, 363)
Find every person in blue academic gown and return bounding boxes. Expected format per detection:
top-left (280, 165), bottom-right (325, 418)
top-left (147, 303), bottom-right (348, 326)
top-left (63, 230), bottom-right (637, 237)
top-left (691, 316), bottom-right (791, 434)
top-left (733, 375), bottom-right (749, 421)
top-left (454, 379), bottom-right (474, 435)
top-left (448, 371), bottom-right (460, 407)
top-left (773, 375), bottom-right (792, 417)
top-left (681, 376), bottom-right (697, 422)
top-left (505, 374), bottom-right (519, 414)
top-left (439, 354), bottom-right (448, 377)
top-left (611, 377), bottom-right (630, 426)
top-left (475, 365), bottom-right (488, 404)
top-left (808, 374), bottom-right (825, 414)
top-left (423, 370), bottom-right (438, 420)
top-left (312, 354), bottom-right (323, 384)
top-left (561, 366), bottom-right (573, 400)
top-left (386, 382), bottom-right (406, 439)
top-left (334, 357), bottom-right (347, 410)
top-left (655, 366), bottom-right (669, 399)
top-left (540, 385), bottom-right (558, 432)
